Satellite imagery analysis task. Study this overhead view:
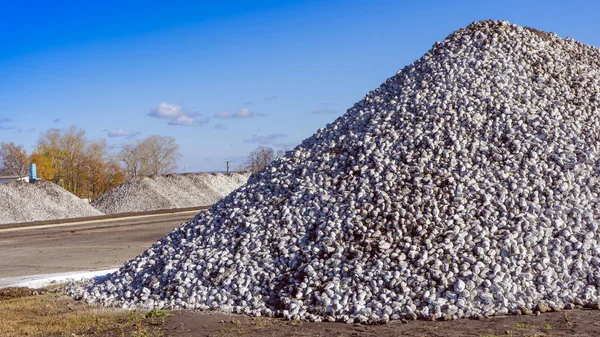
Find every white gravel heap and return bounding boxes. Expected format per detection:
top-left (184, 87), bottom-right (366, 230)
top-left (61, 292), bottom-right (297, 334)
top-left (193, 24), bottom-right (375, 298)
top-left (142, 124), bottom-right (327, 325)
top-left (70, 20), bottom-right (600, 323)
top-left (0, 180), bottom-right (103, 224)
top-left (91, 172), bottom-right (251, 214)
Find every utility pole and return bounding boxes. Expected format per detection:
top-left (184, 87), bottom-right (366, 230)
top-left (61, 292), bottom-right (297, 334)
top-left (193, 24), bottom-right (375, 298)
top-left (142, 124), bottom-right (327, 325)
top-left (226, 160), bottom-right (230, 174)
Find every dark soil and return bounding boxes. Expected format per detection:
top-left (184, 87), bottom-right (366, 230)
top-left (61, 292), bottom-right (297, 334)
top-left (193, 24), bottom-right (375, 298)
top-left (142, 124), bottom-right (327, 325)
top-left (150, 308), bottom-right (600, 337)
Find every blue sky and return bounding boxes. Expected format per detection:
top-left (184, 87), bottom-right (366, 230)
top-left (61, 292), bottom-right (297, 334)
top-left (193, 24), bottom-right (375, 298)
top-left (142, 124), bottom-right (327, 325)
top-left (1, 0), bottom-right (599, 172)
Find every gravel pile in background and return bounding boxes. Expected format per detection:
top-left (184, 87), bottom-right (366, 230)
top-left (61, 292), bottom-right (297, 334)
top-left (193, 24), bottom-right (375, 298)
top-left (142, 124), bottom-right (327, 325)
top-left (71, 20), bottom-right (600, 323)
top-left (91, 173), bottom-right (251, 214)
top-left (0, 180), bottom-right (103, 224)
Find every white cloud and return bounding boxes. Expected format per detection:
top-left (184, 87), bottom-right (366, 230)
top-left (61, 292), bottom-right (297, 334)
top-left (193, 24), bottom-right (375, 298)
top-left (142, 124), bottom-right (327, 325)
top-left (238, 107), bottom-right (253, 118)
top-left (108, 129), bottom-right (140, 137)
top-left (215, 107), bottom-right (264, 119)
top-left (265, 95), bottom-right (278, 100)
top-left (147, 102), bottom-right (209, 127)
top-left (169, 115), bottom-right (197, 126)
top-left (147, 102), bottom-right (185, 119)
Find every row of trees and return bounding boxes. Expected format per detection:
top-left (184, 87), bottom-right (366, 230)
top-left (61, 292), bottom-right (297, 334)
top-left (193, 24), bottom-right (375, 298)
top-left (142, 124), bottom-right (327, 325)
top-left (1, 125), bottom-right (285, 198)
top-left (0, 126), bottom-right (181, 199)
top-left (30, 126), bottom-right (125, 198)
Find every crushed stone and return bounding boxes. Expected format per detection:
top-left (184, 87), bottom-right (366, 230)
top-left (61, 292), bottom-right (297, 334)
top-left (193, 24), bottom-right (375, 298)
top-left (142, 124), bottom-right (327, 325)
top-left (91, 173), bottom-right (251, 214)
top-left (0, 180), bottom-right (103, 224)
top-left (71, 20), bottom-right (600, 323)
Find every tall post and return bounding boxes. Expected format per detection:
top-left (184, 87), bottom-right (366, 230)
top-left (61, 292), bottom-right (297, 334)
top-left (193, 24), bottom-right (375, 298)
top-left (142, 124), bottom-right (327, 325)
top-left (226, 161), bottom-right (230, 174)
top-left (29, 163), bottom-right (37, 181)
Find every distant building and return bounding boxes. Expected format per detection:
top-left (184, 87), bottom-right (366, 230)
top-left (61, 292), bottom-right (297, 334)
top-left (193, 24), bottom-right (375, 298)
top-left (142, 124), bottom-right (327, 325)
top-left (0, 176), bottom-right (30, 184)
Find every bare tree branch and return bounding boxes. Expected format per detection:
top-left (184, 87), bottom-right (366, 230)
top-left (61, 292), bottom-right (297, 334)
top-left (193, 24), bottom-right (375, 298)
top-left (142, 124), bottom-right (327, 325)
top-left (0, 142), bottom-right (28, 176)
top-left (118, 135), bottom-right (181, 177)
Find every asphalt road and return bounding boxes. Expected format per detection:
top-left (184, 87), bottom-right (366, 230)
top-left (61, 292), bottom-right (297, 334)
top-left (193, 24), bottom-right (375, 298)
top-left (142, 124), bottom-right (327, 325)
top-left (0, 209), bottom-right (202, 280)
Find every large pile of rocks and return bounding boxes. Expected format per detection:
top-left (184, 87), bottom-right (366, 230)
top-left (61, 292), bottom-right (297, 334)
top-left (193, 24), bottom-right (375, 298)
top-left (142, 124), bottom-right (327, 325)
top-left (70, 20), bottom-right (600, 323)
top-left (91, 172), bottom-right (251, 214)
top-left (0, 180), bottom-right (103, 224)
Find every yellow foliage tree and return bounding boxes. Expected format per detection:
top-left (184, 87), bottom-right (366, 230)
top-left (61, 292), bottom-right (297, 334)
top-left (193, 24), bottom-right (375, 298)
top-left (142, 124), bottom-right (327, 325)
top-left (28, 152), bottom-right (56, 180)
top-left (33, 125), bottom-right (126, 198)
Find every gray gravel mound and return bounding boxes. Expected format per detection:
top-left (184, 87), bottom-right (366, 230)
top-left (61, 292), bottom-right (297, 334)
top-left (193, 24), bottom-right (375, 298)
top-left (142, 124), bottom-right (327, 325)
top-left (91, 173), bottom-right (251, 214)
top-left (0, 180), bottom-right (103, 224)
top-left (71, 20), bottom-right (600, 323)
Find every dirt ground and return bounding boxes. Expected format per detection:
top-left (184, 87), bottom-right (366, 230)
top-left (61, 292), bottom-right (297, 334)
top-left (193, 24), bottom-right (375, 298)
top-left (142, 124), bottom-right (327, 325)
top-left (4, 287), bottom-right (600, 337)
top-left (4, 286), bottom-right (600, 337)
top-left (139, 308), bottom-right (600, 337)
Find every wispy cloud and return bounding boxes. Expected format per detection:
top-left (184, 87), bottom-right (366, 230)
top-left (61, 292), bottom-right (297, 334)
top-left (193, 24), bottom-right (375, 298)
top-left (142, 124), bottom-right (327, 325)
top-left (213, 124), bottom-right (227, 130)
top-left (168, 115), bottom-right (208, 126)
top-left (215, 107), bottom-right (265, 119)
top-left (0, 117), bottom-right (14, 130)
top-left (18, 128), bottom-right (36, 133)
top-left (107, 129), bottom-right (140, 138)
top-left (312, 108), bottom-right (338, 114)
top-left (52, 118), bottom-right (61, 123)
top-left (244, 133), bottom-right (288, 146)
top-left (243, 101), bottom-right (252, 105)
top-left (169, 116), bottom-right (195, 126)
top-left (265, 95), bottom-right (278, 100)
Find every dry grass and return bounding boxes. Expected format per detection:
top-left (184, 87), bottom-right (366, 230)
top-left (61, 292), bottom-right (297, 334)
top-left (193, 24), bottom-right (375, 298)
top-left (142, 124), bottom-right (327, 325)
top-left (0, 287), bottom-right (163, 337)
top-left (252, 316), bottom-right (274, 328)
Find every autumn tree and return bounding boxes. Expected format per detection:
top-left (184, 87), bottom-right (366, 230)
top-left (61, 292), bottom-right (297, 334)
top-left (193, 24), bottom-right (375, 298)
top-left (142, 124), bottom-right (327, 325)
top-left (119, 135), bottom-right (181, 177)
top-left (80, 140), bottom-right (126, 198)
top-left (34, 126), bottom-right (86, 193)
top-left (31, 131), bottom-right (62, 180)
top-left (32, 125), bottom-right (126, 198)
top-left (28, 152), bottom-right (56, 180)
top-left (0, 142), bottom-right (29, 176)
